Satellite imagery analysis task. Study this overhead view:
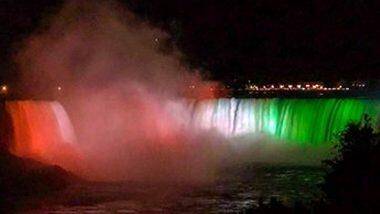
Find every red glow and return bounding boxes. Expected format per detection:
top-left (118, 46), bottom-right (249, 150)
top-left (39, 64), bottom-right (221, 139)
top-left (5, 101), bottom-right (83, 173)
top-left (183, 81), bottom-right (230, 99)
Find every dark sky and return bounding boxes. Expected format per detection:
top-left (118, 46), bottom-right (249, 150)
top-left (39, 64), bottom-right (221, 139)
top-left (1, 0), bottom-right (379, 85)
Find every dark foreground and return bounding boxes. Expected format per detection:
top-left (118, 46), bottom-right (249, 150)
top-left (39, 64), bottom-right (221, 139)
top-left (20, 164), bottom-right (324, 213)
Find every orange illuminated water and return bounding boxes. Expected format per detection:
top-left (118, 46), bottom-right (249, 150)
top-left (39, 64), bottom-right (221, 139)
top-left (5, 101), bottom-right (81, 172)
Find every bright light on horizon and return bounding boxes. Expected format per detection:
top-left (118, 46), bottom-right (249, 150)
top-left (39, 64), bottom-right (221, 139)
top-left (1, 84), bottom-right (8, 94)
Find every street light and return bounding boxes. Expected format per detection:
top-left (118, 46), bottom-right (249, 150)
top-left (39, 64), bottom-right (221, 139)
top-left (0, 84), bottom-right (8, 95)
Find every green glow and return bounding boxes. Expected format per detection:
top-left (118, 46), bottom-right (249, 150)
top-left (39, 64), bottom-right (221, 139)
top-left (192, 98), bottom-right (380, 146)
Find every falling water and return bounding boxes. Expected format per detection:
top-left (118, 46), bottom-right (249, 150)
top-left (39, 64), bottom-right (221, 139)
top-left (190, 98), bottom-right (380, 146)
top-left (5, 101), bottom-right (80, 171)
top-left (3, 98), bottom-right (379, 176)
top-left (5, 99), bottom-right (380, 156)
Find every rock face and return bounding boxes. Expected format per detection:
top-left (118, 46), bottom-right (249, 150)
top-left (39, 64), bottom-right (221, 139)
top-left (0, 99), bottom-right (79, 212)
top-left (0, 100), bottom-right (12, 153)
top-left (0, 152), bottom-right (78, 212)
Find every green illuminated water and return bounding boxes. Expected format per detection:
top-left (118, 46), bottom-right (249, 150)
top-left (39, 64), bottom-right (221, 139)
top-left (191, 99), bottom-right (380, 146)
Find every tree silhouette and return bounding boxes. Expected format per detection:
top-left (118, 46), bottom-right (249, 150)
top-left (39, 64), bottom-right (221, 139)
top-left (322, 115), bottom-right (380, 212)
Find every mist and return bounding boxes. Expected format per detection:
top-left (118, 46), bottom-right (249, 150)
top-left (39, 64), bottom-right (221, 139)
top-left (12, 0), bottom-right (341, 184)
top-left (14, 0), bottom-right (226, 183)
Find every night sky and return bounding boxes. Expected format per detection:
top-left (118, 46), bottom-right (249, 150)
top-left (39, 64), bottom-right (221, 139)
top-left (1, 0), bottom-right (379, 85)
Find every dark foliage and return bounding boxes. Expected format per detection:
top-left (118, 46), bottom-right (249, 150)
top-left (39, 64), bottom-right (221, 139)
top-left (244, 116), bottom-right (380, 213)
top-left (322, 115), bottom-right (380, 212)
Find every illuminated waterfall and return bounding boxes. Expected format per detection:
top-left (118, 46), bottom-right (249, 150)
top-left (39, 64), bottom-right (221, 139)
top-left (191, 99), bottom-right (380, 146)
top-left (3, 98), bottom-right (379, 168)
top-left (5, 101), bottom-right (79, 169)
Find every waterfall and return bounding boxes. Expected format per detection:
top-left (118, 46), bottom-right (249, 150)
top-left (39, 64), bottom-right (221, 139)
top-left (4, 101), bottom-right (79, 170)
top-left (190, 98), bottom-right (380, 146)
top-left (3, 98), bottom-right (379, 167)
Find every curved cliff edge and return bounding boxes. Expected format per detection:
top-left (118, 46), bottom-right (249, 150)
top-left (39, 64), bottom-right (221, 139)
top-left (0, 151), bottom-right (80, 212)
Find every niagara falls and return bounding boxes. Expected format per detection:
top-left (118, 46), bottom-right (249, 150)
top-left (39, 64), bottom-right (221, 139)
top-left (1, 0), bottom-right (379, 213)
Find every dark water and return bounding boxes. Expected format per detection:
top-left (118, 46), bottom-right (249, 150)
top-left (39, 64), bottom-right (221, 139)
top-left (23, 164), bottom-right (324, 213)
